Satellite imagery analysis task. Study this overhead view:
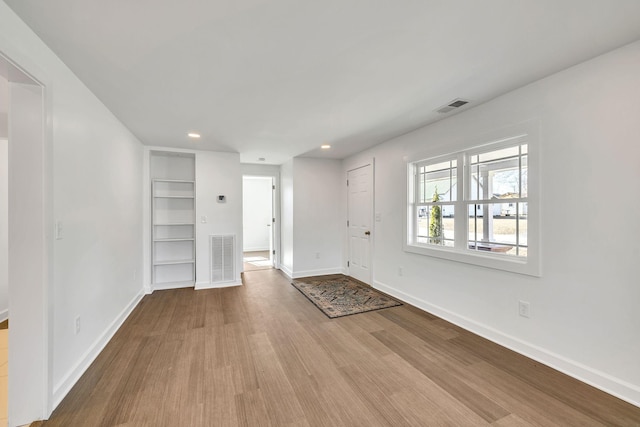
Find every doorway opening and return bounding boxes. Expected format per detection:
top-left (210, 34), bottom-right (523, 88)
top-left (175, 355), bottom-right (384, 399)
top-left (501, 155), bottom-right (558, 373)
top-left (1, 50), bottom-right (50, 426)
top-left (242, 176), bottom-right (274, 272)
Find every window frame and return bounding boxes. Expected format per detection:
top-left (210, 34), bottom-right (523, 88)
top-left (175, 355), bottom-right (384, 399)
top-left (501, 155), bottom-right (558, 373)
top-left (404, 124), bottom-right (540, 276)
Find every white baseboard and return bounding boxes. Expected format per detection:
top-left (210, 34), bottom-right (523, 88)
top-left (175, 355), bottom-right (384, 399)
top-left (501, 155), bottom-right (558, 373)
top-left (243, 247), bottom-right (269, 253)
top-left (374, 279), bottom-right (640, 408)
top-left (0, 308), bottom-right (7, 323)
top-left (150, 281), bottom-right (194, 291)
top-left (280, 266), bottom-right (346, 280)
top-left (291, 267), bottom-right (344, 279)
top-left (280, 265), bottom-right (293, 279)
top-left (195, 280), bottom-right (242, 290)
top-left (52, 289), bottom-right (146, 410)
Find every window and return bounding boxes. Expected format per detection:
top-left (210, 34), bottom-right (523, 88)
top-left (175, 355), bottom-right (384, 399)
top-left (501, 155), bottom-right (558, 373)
top-left (405, 129), bottom-right (539, 276)
top-left (414, 158), bottom-right (457, 247)
top-left (468, 143), bottom-right (528, 257)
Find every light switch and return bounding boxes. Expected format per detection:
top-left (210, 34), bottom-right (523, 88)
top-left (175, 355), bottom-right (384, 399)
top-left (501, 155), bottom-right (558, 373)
top-left (201, 215), bottom-right (207, 223)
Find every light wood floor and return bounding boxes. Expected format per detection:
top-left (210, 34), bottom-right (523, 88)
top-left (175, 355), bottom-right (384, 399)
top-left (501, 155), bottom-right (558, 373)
top-left (243, 250), bottom-right (273, 272)
top-left (37, 269), bottom-right (640, 426)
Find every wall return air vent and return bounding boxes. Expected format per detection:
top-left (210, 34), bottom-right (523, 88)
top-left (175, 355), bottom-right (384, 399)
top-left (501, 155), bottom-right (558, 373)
top-left (436, 98), bottom-right (470, 114)
top-left (210, 234), bottom-right (235, 283)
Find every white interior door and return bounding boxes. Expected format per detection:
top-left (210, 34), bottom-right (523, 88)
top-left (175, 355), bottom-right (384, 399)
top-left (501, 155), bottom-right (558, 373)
top-left (348, 164), bottom-right (373, 284)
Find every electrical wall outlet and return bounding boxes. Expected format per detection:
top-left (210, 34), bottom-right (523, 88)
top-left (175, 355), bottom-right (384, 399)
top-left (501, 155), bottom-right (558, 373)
top-left (315, 252), bottom-right (320, 259)
top-left (398, 266), bottom-right (404, 276)
top-left (518, 300), bottom-right (530, 318)
top-left (75, 316), bottom-right (81, 335)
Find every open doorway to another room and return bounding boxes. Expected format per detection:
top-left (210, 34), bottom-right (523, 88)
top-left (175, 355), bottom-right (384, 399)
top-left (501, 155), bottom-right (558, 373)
top-left (242, 176), bottom-right (274, 272)
top-left (0, 68), bottom-right (9, 427)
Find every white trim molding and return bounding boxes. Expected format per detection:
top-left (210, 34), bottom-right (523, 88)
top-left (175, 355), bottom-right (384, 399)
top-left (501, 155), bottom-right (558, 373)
top-left (195, 280), bottom-right (242, 290)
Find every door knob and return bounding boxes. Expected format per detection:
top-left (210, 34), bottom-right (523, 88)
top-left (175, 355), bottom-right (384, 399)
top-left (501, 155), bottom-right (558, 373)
top-left (365, 231), bottom-right (371, 236)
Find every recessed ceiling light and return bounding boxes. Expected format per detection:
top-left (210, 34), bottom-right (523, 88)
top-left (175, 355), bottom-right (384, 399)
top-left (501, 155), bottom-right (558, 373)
top-left (321, 144), bottom-right (331, 149)
top-left (187, 132), bottom-right (201, 138)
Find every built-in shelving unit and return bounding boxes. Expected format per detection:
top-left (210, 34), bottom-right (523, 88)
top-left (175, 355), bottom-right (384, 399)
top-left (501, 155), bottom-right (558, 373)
top-left (150, 152), bottom-right (196, 288)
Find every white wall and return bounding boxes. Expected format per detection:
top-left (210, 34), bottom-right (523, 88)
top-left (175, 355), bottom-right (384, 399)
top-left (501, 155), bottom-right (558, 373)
top-left (279, 158), bottom-right (344, 278)
top-left (241, 163), bottom-right (280, 177)
top-left (195, 151), bottom-right (243, 287)
top-left (0, 138), bottom-right (7, 321)
top-left (292, 158), bottom-right (344, 277)
top-left (8, 81), bottom-right (48, 426)
top-left (280, 160), bottom-right (294, 276)
top-left (242, 176), bottom-right (272, 252)
top-left (0, 76), bottom-right (7, 321)
top-left (1, 2), bottom-right (144, 420)
top-left (344, 40), bottom-right (640, 406)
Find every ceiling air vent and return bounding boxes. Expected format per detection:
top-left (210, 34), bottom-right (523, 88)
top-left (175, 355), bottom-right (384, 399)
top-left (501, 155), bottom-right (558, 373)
top-left (436, 98), bottom-right (470, 114)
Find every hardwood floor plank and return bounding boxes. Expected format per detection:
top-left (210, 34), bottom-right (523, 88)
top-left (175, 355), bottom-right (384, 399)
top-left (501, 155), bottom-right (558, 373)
top-left (339, 362), bottom-right (415, 426)
top-left (372, 329), bottom-right (510, 423)
top-left (378, 309), bottom-right (481, 366)
top-left (464, 361), bottom-right (605, 426)
top-left (202, 366), bottom-right (239, 427)
top-left (451, 332), bottom-right (640, 426)
top-left (235, 389), bottom-right (271, 427)
top-left (376, 352), bottom-right (489, 426)
top-left (98, 336), bottom-right (159, 426)
top-left (247, 332), bottom-right (307, 425)
top-left (491, 414), bottom-right (536, 426)
top-left (224, 322), bottom-right (260, 393)
top-left (40, 271), bottom-right (640, 426)
top-left (263, 328), bottom-right (338, 426)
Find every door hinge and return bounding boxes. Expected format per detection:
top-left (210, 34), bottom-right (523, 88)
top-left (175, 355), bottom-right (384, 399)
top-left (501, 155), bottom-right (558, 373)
top-left (347, 261), bottom-right (350, 267)
top-left (347, 220), bottom-right (349, 227)
top-left (272, 250), bottom-right (276, 255)
top-left (272, 217), bottom-right (276, 223)
top-left (346, 179), bottom-right (349, 187)
top-left (272, 185), bottom-right (275, 190)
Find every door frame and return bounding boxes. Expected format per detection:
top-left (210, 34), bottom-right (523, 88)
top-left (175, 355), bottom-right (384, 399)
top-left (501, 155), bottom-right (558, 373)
top-left (0, 48), bottom-right (53, 424)
top-left (345, 159), bottom-right (375, 285)
top-left (241, 173), bottom-right (280, 270)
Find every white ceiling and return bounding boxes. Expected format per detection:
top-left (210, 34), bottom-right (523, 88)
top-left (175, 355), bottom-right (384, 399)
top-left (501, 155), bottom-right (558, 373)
top-left (6, 0), bottom-right (640, 164)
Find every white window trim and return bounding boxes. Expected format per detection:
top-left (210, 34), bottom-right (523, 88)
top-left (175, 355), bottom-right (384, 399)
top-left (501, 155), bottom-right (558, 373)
top-left (404, 122), bottom-right (540, 277)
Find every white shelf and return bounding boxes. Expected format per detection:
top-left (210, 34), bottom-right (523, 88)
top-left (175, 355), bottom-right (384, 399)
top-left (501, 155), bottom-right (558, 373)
top-left (151, 151), bottom-right (196, 286)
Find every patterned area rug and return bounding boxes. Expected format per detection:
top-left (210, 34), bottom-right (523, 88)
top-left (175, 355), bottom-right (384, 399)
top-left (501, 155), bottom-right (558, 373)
top-left (291, 276), bottom-right (401, 318)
